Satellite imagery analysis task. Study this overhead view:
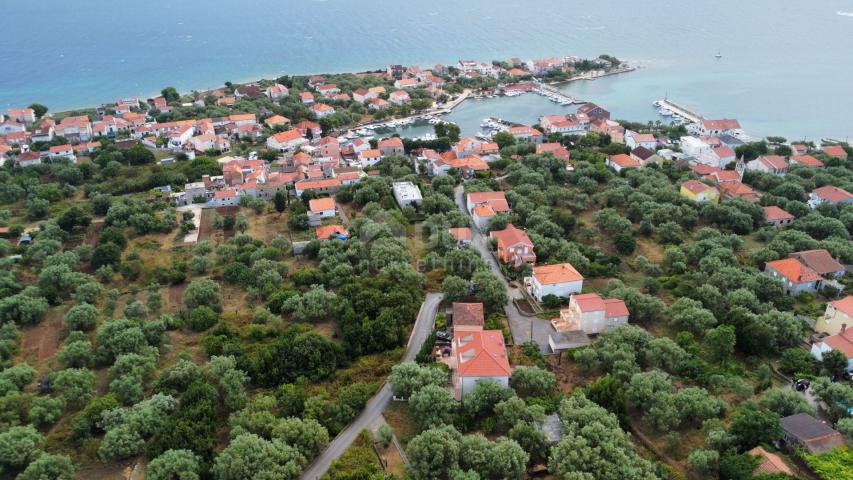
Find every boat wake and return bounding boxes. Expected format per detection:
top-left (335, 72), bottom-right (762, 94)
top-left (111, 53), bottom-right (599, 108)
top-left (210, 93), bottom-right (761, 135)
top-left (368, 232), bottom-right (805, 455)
top-left (838, 11), bottom-right (853, 17)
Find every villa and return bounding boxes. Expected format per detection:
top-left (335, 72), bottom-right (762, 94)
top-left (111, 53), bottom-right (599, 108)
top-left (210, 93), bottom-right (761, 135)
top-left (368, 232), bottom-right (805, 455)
top-left (526, 263), bottom-right (584, 302)
top-left (490, 225), bottom-right (535, 267)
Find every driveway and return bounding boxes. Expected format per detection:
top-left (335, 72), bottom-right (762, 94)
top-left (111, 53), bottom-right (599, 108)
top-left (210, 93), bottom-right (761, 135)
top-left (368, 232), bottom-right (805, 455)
top-left (299, 293), bottom-right (442, 480)
top-left (176, 204), bottom-right (203, 244)
top-left (453, 186), bottom-right (553, 352)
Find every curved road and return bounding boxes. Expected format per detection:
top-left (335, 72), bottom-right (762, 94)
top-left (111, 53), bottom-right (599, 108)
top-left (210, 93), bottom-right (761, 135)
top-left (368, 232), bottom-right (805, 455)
top-left (300, 292), bottom-right (443, 480)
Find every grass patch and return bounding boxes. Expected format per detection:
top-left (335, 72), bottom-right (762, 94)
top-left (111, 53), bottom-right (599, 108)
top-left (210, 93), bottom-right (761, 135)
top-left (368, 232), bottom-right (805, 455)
top-left (383, 402), bottom-right (419, 448)
top-left (324, 430), bottom-right (383, 480)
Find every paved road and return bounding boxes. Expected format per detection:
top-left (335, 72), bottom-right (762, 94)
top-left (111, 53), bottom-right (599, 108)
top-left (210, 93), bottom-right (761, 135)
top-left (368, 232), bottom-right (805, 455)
top-left (300, 292), bottom-right (443, 480)
top-left (453, 187), bottom-right (553, 351)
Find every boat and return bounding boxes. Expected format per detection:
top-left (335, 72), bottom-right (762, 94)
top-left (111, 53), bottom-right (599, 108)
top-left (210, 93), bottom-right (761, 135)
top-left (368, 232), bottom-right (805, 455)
top-left (658, 108), bottom-right (673, 117)
top-left (652, 100), bottom-right (662, 107)
top-left (715, 50), bottom-right (722, 59)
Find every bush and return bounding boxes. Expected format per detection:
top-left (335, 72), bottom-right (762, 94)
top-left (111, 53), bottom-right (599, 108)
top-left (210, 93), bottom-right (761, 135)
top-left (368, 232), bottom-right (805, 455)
top-left (188, 306), bottom-right (219, 332)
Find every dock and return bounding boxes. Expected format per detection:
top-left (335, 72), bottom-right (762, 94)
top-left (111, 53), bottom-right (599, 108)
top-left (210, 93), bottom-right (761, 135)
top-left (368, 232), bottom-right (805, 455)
top-left (532, 84), bottom-right (582, 104)
top-left (658, 99), bottom-right (703, 124)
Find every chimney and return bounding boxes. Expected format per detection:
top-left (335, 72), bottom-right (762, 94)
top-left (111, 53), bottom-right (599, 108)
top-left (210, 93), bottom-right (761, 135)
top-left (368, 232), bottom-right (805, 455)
top-left (842, 323), bottom-right (847, 333)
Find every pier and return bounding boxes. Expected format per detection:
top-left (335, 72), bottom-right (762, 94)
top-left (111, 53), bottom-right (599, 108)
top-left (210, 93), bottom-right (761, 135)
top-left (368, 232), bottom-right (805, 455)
top-left (532, 84), bottom-right (582, 104)
top-left (658, 99), bottom-right (703, 124)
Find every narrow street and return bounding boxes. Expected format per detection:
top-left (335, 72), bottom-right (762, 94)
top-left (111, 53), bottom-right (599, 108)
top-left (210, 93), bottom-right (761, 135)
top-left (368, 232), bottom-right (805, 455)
top-left (299, 293), bottom-right (442, 480)
top-left (453, 186), bottom-right (553, 351)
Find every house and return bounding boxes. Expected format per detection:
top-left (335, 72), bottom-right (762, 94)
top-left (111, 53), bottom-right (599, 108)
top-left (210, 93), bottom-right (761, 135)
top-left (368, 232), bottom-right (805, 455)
top-left (294, 121), bottom-right (322, 139)
top-left (392, 181), bottom-right (422, 208)
top-left (791, 249), bottom-right (846, 278)
top-left (309, 197), bottom-right (336, 217)
top-left (822, 145), bottom-right (848, 159)
top-left (763, 205), bottom-right (795, 226)
top-left (394, 78), bottom-right (419, 89)
top-left (7, 108), bottom-right (36, 125)
top-left (625, 131), bottom-right (656, 150)
top-left (451, 302), bottom-right (484, 331)
top-left (315, 224), bottom-right (349, 241)
top-left (315, 84), bottom-right (339, 96)
top-left (48, 144), bottom-right (75, 160)
top-left (576, 102), bottom-right (610, 121)
top-left (31, 118), bottom-right (55, 142)
top-left (352, 89), bottom-right (378, 103)
top-left (606, 153), bottom-right (641, 172)
top-left (471, 204), bottom-right (499, 231)
top-left (718, 181), bottom-right (760, 203)
top-left (16, 151), bottom-right (42, 167)
top-left (265, 84), bottom-right (289, 99)
top-left (54, 115), bottom-right (92, 142)
top-left (490, 225), bottom-right (535, 267)
top-left (299, 92), bottom-right (315, 105)
top-left (465, 191), bottom-right (510, 214)
top-left (526, 263), bottom-right (584, 302)
top-left (389, 90), bottom-right (411, 105)
top-left (764, 258), bottom-right (823, 295)
top-left (748, 447), bottom-right (794, 477)
top-left (696, 118), bottom-right (742, 136)
top-left (0, 120), bottom-right (26, 136)
top-left (311, 103), bottom-right (335, 119)
top-left (507, 126), bottom-right (543, 144)
top-left (552, 293), bottom-right (629, 335)
top-left (746, 155), bottom-right (788, 176)
top-left (811, 326), bottom-right (853, 373)
top-left (630, 146), bottom-right (661, 166)
top-left (815, 296), bottom-right (853, 337)
top-left (235, 85), bottom-right (262, 97)
top-left (266, 129), bottom-right (307, 152)
top-left (368, 98), bottom-right (391, 110)
top-left (378, 137), bottom-right (405, 156)
top-left (211, 189), bottom-right (240, 207)
top-left (780, 413), bottom-right (846, 454)
top-left (536, 143), bottom-right (570, 162)
top-left (679, 180), bottom-right (718, 203)
top-left (358, 149), bottom-right (382, 167)
top-left (790, 154), bottom-right (824, 168)
top-left (264, 115), bottom-right (290, 128)
top-left (791, 144), bottom-right (809, 156)
top-left (318, 136), bottom-right (340, 159)
top-left (453, 330), bottom-right (511, 399)
top-left (808, 186), bottom-right (853, 209)
top-left (294, 178), bottom-right (341, 197)
top-left (448, 227), bottom-right (472, 246)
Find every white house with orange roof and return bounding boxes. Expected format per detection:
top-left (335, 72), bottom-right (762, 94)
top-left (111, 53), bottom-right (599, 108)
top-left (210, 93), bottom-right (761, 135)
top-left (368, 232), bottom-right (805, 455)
top-left (507, 126), bottom-right (543, 144)
top-left (822, 145), bottom-right (848, 159)
top-left (625, 131), bottom-right (657, 150)
top-left (264, 115), bottom-right (290, 128)
top-left (299, 91), bottom-right (315, 105)
top-left (315, 84), bottom-right (339, 96)
top-left (266, 129), bottom-right (307, 152)
top-left (790, 154), bottom-right (824, 168)
top-left (606, 153), bottom-right (641, 172)
top-left (808, 185), bottom-right (853, 209)
top-left (358, 149), bottom-right (382, 167)
top-left (389, 90), bottom-right (411, 105)
top-left (763, 205), bottom-right (795, 226)
top-left (48, 144), bottom-right (75, 161)
top-left (311, 103), bottom-right (335, 119)
top-left (747, 155), bottom-right (789, 176)
top-left (466, 191), bottom-right (510, 214)
top-left (764, 258), bottom-right (824, 295)
top-left (7, 108), bottom-right (36, 125)
top-left (394, 78), bottom-right (419, 89)
top-left (452, 330), bottom-right (512, 399)
top-left (448, 227), bottom-right (472, 246)
top-left (695, 118), bottom-right (743, 136)
top-left (265, 84), bottom-right (289, 100)
top-left (810, 322), bottom-right (853, 373)
top-left (309, 197), bottom-right (336, 218)
top-left (552, 293), bottom-right (629, 335)
top-left (526, 263), bottom-right (584, 302)
top-left (211, 189), bottom-right (240, 207)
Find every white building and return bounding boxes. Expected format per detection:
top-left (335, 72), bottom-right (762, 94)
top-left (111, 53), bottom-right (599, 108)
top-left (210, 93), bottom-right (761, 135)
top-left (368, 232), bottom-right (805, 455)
top-left (552, 293), bottom-right (629, 335)
top-left (810, 326), bottom-right (853, 373)
top-left (526, 263), bottom-right (584, 302)
top-left (392, 181), bottom-right (422, 208)
top-left (453, 330), bottom-right (511, 399)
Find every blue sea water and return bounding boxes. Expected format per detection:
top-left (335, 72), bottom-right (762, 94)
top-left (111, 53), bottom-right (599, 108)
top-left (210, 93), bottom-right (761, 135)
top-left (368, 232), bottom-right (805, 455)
top-left (2, 0), bottom-right (853, 140)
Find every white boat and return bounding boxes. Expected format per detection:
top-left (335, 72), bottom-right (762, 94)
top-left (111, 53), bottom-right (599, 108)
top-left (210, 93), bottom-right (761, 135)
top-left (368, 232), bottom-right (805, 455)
top-left (658, 108), bottom-right (673, 117)
top-left (652, 100), bottom-right (662, 107)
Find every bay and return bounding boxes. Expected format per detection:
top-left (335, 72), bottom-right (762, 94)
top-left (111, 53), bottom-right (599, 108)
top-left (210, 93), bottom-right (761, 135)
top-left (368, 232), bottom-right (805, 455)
top-left (2, 0), bottom-right (852, 140)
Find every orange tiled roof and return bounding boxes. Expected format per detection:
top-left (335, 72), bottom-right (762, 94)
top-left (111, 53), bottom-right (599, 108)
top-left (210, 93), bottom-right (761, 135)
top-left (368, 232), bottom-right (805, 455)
top-left (455, 330), bottom-right (511, 377)
top-left (766, 258), bottom-right (824, 283)
top-left (309, 197), bottom-right (336, 212)
top-left (532, 263), bottom-right (583, 285)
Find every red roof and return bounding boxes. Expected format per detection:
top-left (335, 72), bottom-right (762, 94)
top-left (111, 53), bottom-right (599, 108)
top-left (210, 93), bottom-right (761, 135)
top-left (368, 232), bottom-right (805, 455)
top-left (829, 296), bottom-right (853, 318)
top-left (571, 293), bottom-right (628, 317)
top-left (378, 137), bottom-right (404, 148)
top-left (448, 227), bottom-right (472, 241)
top-left (749, 447), bottom-right (794, 476)
top-left (812, 185), bottom-right (853, 203)
top-left (532, 263), bottom-right (583, 285)
top-left (270, 129), bottom-right (303, 143)
top-left (823, 326), bottom-right (853, 359)
top-left (468, 191), bottom-right (510, 212)
top-left (791, 154), bottom-right (824, 168)
top-left (763, 205), bottom-right (795, 222)
top-left (681, 179), bottom-right (715, 194)
top-left (608, 154), bottom-right (641, 168)
top-left (295, 178), bottom-right (341, 190)
top-left (315, 224), bottom-right (348, 239)
top-left (214, 189), bottom-right (237, 199)
top-left (452, 302), bottom-right (484, 327)
top-left (766, 258), bottom-right (824, 283)
top-left (822, 145), bottom-right (848, 158)
top-left (758, 155), bottom-right (789, 170)
top-left (309, 197), bottom-right (336, 212)
top-left (490, 224), bottom-right (532, 248)
top-left (455, 330), bottom-right (511, 377)
top-left (702, 118), bottom-right (741, 131)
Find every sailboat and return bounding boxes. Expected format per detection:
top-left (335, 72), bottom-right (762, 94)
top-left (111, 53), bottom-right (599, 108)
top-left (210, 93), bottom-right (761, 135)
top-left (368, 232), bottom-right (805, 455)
top-left (715, 50), bottom-right (722, 59)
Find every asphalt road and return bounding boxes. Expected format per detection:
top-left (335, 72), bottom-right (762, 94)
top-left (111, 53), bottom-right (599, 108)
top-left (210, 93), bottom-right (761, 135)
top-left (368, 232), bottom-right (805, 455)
top-left (299, 292), bottom-right (443, 480)
top-left (453, 186), bottom-right (553, 351)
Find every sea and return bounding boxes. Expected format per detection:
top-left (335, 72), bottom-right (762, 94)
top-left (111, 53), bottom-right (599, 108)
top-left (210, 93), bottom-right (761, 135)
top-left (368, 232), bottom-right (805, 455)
top-left (3, 0), bottom-right (853, 141)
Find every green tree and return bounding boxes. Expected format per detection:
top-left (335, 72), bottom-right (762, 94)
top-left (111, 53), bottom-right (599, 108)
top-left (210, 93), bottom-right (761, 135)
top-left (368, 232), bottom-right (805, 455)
top-left (184, 279), bottom-right (222, 312)
top-left (28, 103), bottom-right (48, 117)
top-left (687, 448), bottom-right (719, 477)
top-left (820, 349), bottom-right (849, 378)
top-left (704, 325), bottom-right (736, 364)
top-left (270, 417), bottom-right (329, 458)
top-left (729, 402), bottom-right (781, 450)
top-left (17, 453), bottom-right (75, 480)
top-left (161, 87), bottom-right (180, 103)
top-left (410, 384), bottom-right (457, 429)
top-left (388, 362), bottom-right (448, 398)
top-left (211, 433), bottom-right (305, 480)
top-left (492, 131), bottom-right (516, 149)
top-left (147, 449), bottom-right (201, 480)
top-left (52, 368), bottom-right (96, 408)
top-left (0, 425), bottom-right (44, 470)
top-left (274, 191), bottom-right (287, 215)
top-left (407, 425), bottom-right (462, 480)
top-left (760, 388), bottom-right (816, 417)
top-left (510, 366), bottom-right (556, 397)
top-left (29, 396), bottom-right (66, 427)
